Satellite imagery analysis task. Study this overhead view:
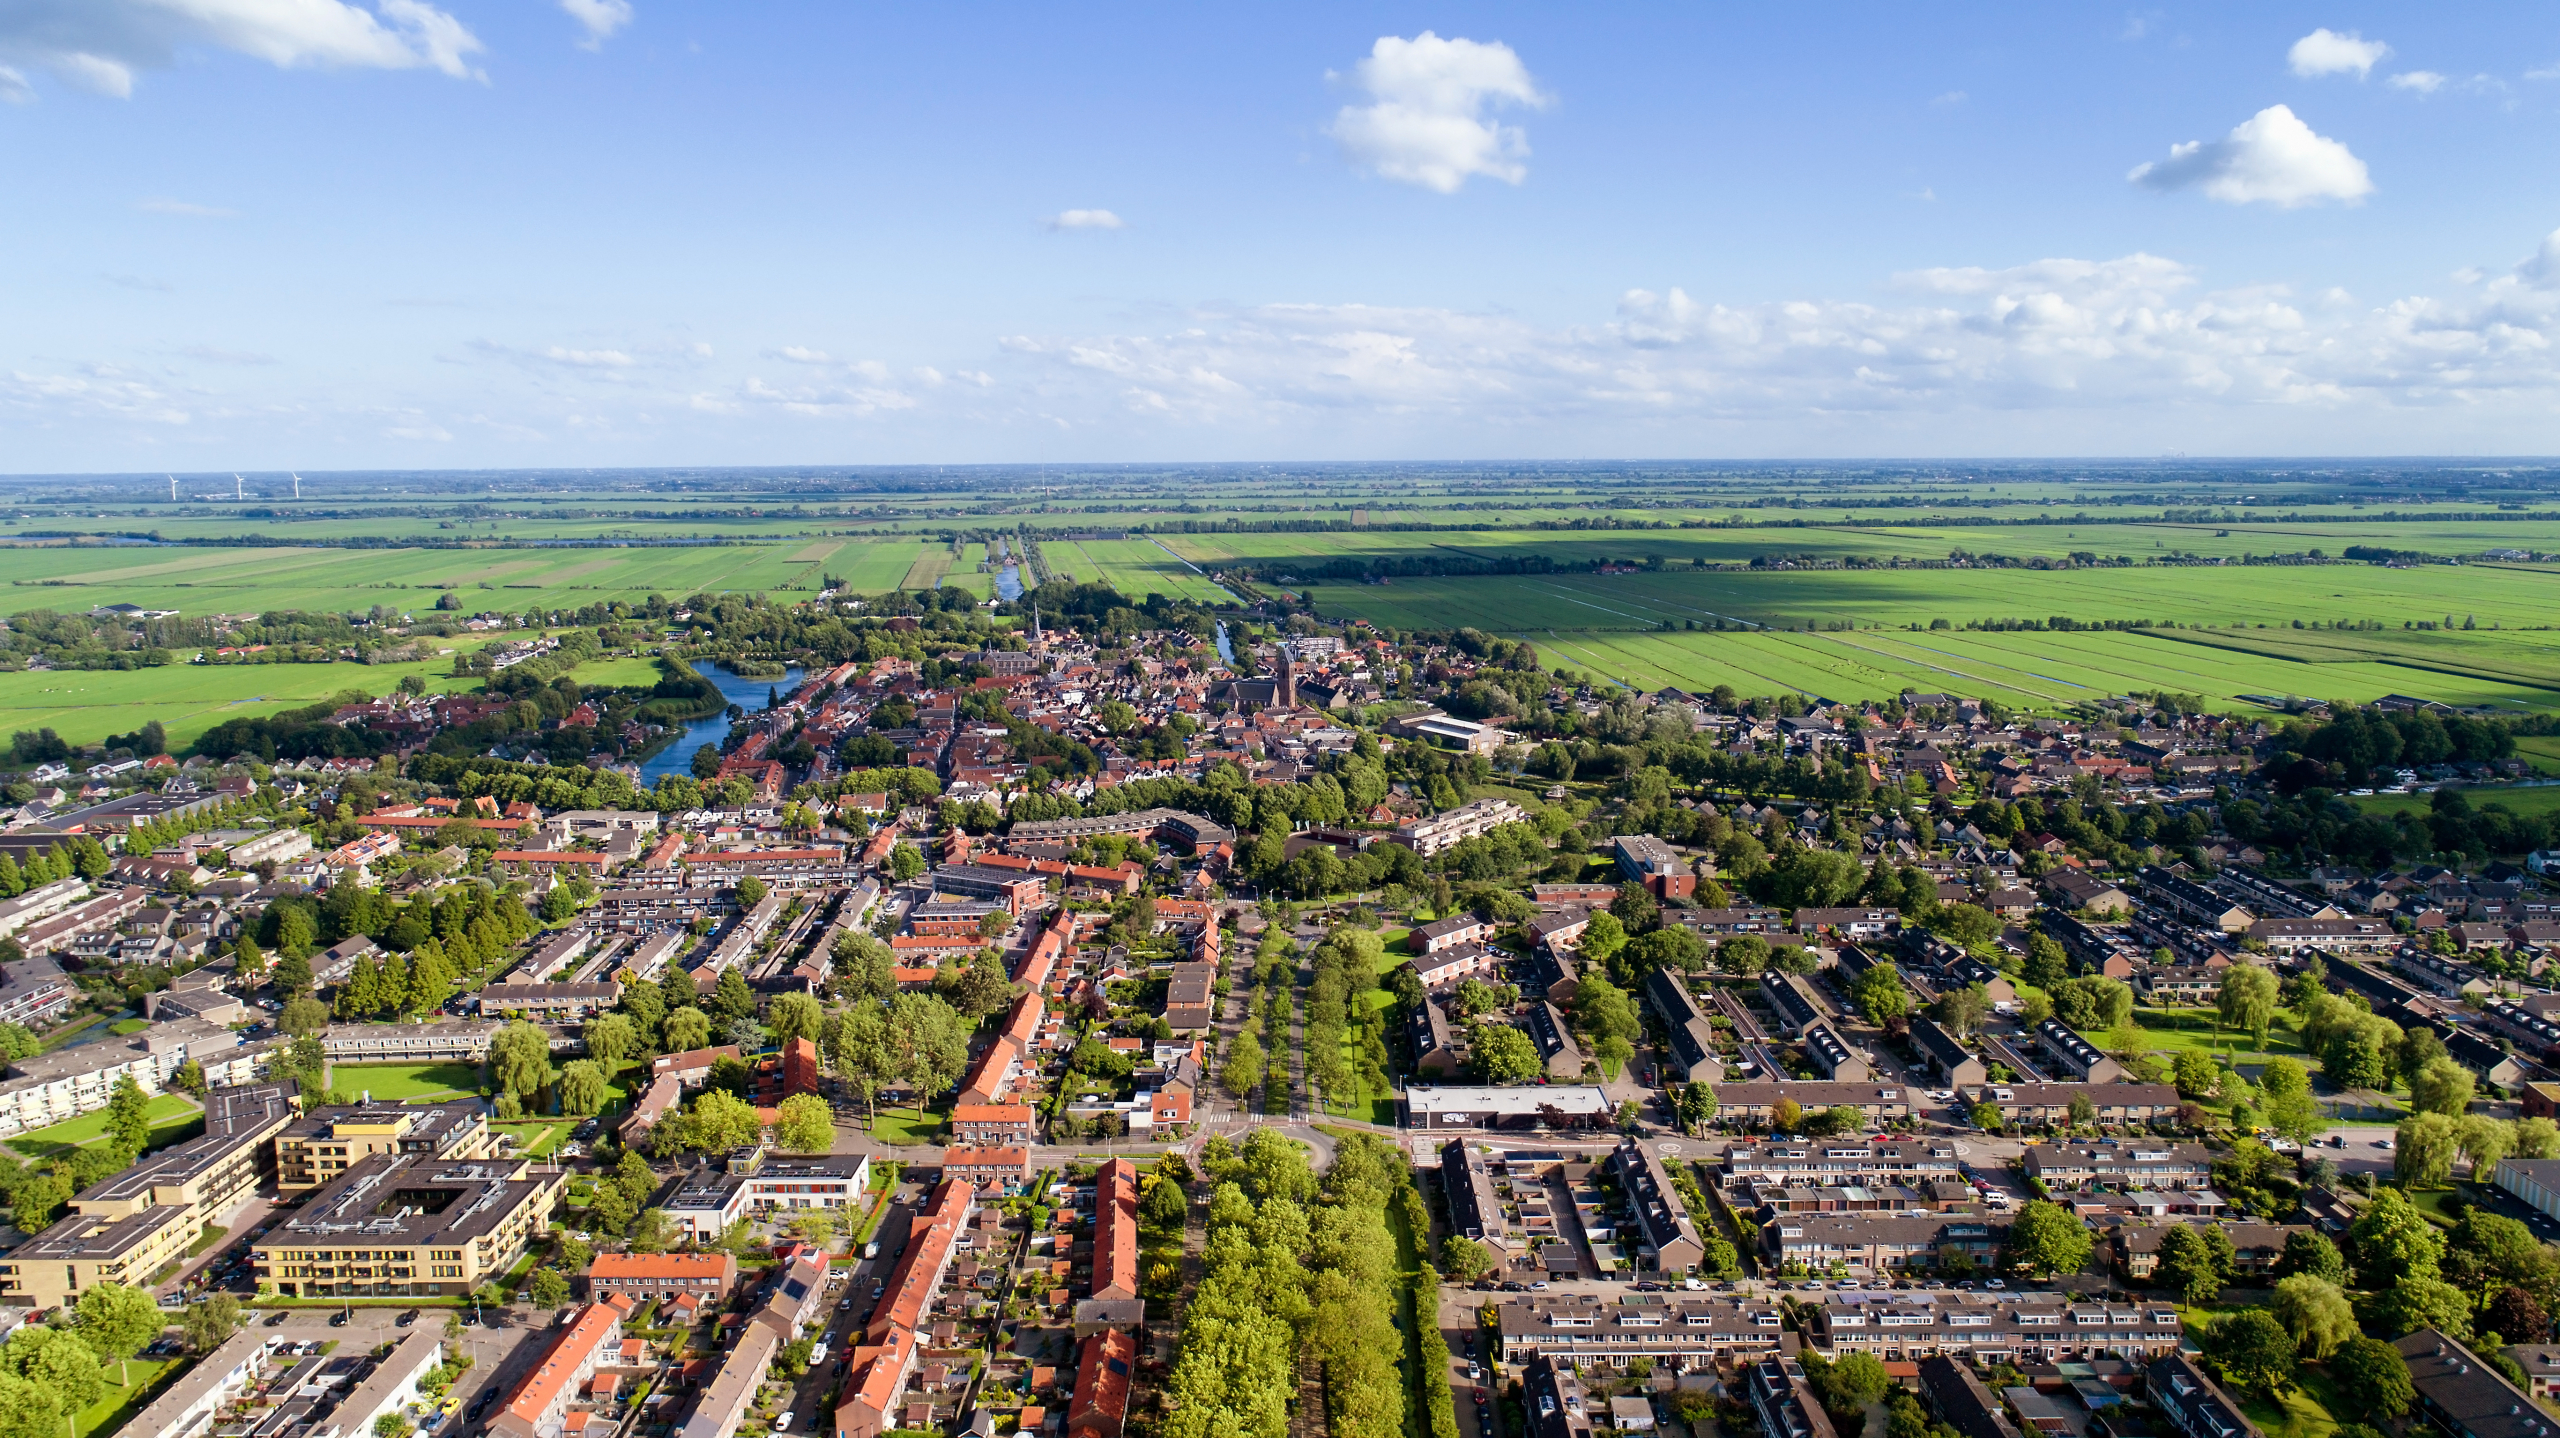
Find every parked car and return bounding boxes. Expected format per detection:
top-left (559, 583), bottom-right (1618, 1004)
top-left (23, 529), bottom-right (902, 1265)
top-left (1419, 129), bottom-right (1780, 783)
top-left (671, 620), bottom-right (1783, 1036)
top-left (776, 1414), bottom-right (795, 1432)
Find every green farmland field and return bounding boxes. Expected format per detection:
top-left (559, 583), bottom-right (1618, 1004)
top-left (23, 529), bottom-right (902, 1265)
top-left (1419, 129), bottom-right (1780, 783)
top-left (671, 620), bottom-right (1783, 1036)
top-left (1052, 537), bottom-right (1233, 605)
top-left (0, 643), bottom-right (508, 751)
top-left (1294, 565), bottom-right (2560, 712)
top-left (0, 540), bottom-right (865, 617)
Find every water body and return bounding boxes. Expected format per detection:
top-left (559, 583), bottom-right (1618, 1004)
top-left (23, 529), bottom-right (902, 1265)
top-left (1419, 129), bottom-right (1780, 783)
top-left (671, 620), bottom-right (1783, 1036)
top-left (638, 661), bottom-right (804, 785)
top-left (996, 565), bottom-right (1023, 601)
top-left (1214, 621), bottom-right (1235, 666)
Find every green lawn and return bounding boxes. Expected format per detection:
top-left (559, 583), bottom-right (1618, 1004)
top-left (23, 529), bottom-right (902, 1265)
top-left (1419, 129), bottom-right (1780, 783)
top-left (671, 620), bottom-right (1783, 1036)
top-left (2354, 785), bottom-right (2560, 820)
top-left (109, 1019), bottom-right (150, 1036)
top-left (871, 1106), bottom-right (948, 1146)
top-left (565, 654), bottom-right (673, 688)
top-left (2113, 1007), bottom-right (2310, 1062)
top-left (6, 1093), bottom-right (201, 1159)
top-left (495, 1120), bottom-right (571, 1157)
top-left (75, 1357), bottom-right (180, 1438)
top-left (2240, 1362), bottom-right (2348, 1438)
top-left (331, 1061), bottom-right (485, 1101)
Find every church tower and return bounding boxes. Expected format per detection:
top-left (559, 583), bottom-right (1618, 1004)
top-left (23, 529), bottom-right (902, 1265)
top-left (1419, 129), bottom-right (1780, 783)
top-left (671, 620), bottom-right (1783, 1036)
top-left (1275, 644), bottom-right (1297, 709)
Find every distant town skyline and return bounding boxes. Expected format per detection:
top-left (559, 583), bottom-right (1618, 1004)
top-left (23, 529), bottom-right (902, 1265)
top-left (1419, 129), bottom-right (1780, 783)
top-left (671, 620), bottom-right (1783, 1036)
top-left (9, 3), bottom-right (2560, 468)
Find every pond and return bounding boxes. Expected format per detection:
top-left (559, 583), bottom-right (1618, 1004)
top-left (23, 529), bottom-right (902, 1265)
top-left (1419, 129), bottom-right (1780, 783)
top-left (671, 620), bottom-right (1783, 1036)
top-left (638, 662), bottom-right (805, 785)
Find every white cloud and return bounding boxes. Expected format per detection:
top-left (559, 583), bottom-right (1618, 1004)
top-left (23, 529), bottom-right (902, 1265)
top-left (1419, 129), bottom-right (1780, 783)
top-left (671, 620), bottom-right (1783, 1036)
top-left (540, 347), bottom-right (635, 368)
top-left (989, 238), bottom-right (2560, 437)
top-left (179, 345), bottom-right (276, 365)
top-left (1045, 209), bottom-right (1126, 231)
top-left (2515, 227), bottom-right (2560, 288)
top-left (138, 198), bottom-right (236, 217)
top-left (1930, 90), bottom-right (1966, 107)
top-left (53, 52), bottom-right (133, 97)
top-left (2128, 104), bottom-right (2372, 207)
top-left (2387, 70), bottom-right (2445, 93)
top-left (0, 65), bottom-right (30, 103)
top-left (2289, 28), bottom-right (2389, 79)
top-left (560, 0), bottom-right (632, 49)
top-left (770, 346), bottom-right (831, 363)
top-left (0, 0), bottom-right (485, 98)
top-left (0, 365), bottom-right (189, 425)
top-left (1327, 31), bottom-right (1547, 193)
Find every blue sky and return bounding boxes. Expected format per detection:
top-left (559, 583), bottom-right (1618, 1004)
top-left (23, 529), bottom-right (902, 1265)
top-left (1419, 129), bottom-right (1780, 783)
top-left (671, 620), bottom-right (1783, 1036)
top-left (9, 3), bottom-right (2560, 469)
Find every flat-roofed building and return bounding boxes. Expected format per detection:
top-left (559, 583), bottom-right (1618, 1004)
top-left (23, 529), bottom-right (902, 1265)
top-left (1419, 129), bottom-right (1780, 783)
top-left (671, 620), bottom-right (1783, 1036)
top-left (1396, 798), bottom-right (1527, 856)
top-left (1613, 835), bottom-right (1695, 901)
top-left (112, 1330), bottom-right (278, 1438)
top-left (0, 880), bottom-right (86, 940)
top-left (1402, 1086), bottom-right (1615, 1131)
top-left (334, 1332), bottom-right (446, 1438)
top-left (929, 864), bottom-right (1048, 914)
top-left (275, 1100), bottom-right (496, 1192)
top-left (254, 1154), bottom-right (564, 1298)
top-left (0, 1081), bottom-right (297, 1310)
top-left (662, 1151), bottom-right (872, 1241)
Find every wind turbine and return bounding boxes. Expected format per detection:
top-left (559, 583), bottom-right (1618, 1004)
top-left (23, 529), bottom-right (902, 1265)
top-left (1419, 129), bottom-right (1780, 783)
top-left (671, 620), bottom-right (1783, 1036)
top-left (233, 475), bottom-right (243, 501)
top-left (291, 473), bottom-right (302, 500)
top-left (166, 476), bottom-right (176, 501)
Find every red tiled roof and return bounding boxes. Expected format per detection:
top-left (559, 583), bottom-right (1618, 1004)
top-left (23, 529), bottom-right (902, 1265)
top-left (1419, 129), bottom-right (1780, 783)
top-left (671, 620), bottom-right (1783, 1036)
top-left (1092, 1159), bottom-right (1139, 1303)
top-left (501, 1297), bottom-right (630, 1429)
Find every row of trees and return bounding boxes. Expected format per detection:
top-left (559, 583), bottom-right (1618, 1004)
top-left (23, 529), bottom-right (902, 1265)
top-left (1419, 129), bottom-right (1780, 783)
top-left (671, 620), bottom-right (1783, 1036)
top-left (1158, 1131), bottom-right (1418, 1438)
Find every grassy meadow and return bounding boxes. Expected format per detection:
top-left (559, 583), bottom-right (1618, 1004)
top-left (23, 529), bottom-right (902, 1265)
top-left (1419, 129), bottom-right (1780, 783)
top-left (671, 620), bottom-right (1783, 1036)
top-left (15, 466), bottom-right (2560, 736)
